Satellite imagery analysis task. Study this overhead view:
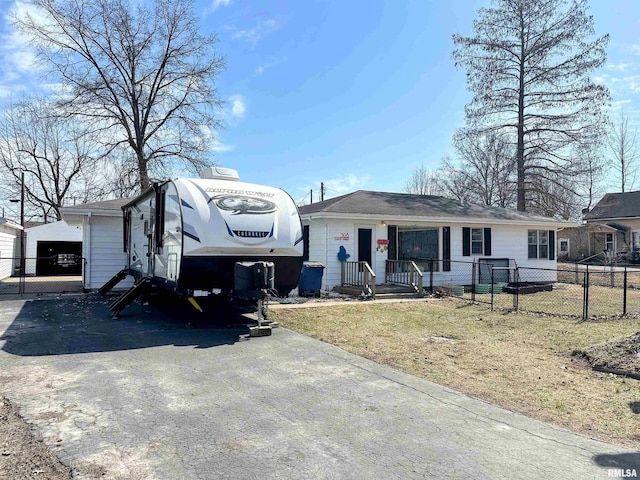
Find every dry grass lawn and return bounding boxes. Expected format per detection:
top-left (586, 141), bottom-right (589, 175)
top-left (272, 298), bottom-right (640, 449)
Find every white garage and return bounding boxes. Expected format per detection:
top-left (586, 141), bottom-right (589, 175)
top-left (24, 220), bottom-right (83, 276)
top-left (0, 218), bottom-right (22, 280)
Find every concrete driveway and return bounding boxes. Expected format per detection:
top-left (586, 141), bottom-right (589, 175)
top-left (0, 294), bottom-right (638, 479)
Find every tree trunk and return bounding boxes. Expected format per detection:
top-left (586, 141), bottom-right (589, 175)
top-left (137, 152), bottom-right (150, 191)
top-left (516, 13), bottom-right (526, 212)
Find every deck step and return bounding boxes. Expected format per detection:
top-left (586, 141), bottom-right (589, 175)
top-left (98, 269), bottom-right (129, 295)
top-left (108, 277), bottom-right (150, 316)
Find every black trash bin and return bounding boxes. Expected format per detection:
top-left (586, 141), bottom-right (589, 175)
top-left (298, 262), bottom-right (325, 297)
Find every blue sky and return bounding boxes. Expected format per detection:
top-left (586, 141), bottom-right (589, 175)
top-left (2, 0), bottom-right (640, 204)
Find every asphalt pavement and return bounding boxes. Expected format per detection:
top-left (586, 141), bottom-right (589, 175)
top-left (0, 294), bottom-right (637, 479)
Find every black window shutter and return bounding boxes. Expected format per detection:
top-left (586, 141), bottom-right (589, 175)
top-left (484, 228), bottom-right (492, 256)
top-left (388, 226), bottom-right (397, 260)
top-left (462, 227), bottom-right (471, 256)
top-left (549, 230), bottom-right (555, 260)
top-left (302, 225), bottom-right (310, 261)
top-left (443, 226), bottom-right (451, 271)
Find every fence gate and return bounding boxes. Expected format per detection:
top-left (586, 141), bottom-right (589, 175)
top-left (0, 257), bottom-right (85, 295)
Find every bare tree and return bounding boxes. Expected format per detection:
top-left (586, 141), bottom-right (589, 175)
top-left (0, 97), bottom-right (109, 221)
top-left (14, 0), bottom-right (225, 191)
top-left (404, 165), bottom-right (444, 196)
top-left (453, 0), bottom-right (609, 212)
top-left (437, 156), bottom-right (474, 204)
top-left (607, 109), bottom-right (638, 193)
top-left (451, 129), bottom-right (516, 208)
top-left (576, 143), bottom-right (605, 212)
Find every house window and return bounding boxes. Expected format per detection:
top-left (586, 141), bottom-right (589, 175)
top-left (633, 231), bottom-right (640, 252)
top-left (471, 228), bottom-right (483, 254)
top-left (606, 233), bottom-right (615, 252)
top-left (463, 227), bottom-right (492, 256)
top-left (528, 230), bottom-right (554, 260)
top-left (559, 239), bottom-right (569, 253)
top-left (397, 227), bottom-right (439, 271)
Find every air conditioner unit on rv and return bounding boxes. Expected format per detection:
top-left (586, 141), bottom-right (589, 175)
top-left (200, 166), bottom-right (240, 181)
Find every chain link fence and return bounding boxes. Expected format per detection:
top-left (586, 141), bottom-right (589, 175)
top-left (0, 257), bottom-right (85, 295)
top-left (418, 259), bottom-right (640, 320)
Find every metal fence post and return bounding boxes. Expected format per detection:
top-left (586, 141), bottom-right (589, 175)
top-left (429, 259), bottom-right (434, 293)
top-left (623, 266), bottom-right (628, 316)
top-left (514, 267), bottom-right (519, 311)
top-left (583, 267), bottom-right (589, 320)
top-left (490, 267), bottom-right (494, 311)
top-left (471, 261), bottom-right (476, 303)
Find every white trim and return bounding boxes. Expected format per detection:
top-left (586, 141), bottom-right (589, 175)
top-left (302, 212), bottom-right (574, 229)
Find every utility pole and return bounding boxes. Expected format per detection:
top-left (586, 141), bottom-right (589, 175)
top-left (310, 189), bottom-right (313, 204)
top-left (320, 182), bottom-right (325, 202)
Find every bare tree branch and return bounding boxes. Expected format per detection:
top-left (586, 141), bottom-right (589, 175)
top-left (13, 0), bottom-right (225, 191)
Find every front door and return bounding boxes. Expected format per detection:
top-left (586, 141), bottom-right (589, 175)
top-left (358, 228), bottom-right (372, 266)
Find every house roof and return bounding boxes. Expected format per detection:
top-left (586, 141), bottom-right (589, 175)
top-left (299, 190), bottom-right (573, 226)
top-left (0, 217), bottom-right (23, 230)
top-left (61, 198), bottom-right (131, 217)
top-left (584, 191), bottom-right (640, 220)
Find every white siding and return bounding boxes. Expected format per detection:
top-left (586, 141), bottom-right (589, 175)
top-left (304, 218), bottom-right (559, 290)
top-left (24, 221), bottom-right (82, 275)
top-left (85, 216), bottom-right (133, 290)
top-left (0, 228), bottom-right (16, 280)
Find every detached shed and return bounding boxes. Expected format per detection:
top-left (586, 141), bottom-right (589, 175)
top-left (25, 220), bottom-right (82, 276)
top-left (0, 218), bottom-right (22, 280)
top-left (61, 199), bottom-right (133, 290)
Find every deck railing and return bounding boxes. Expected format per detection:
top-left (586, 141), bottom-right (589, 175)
top-left (385, 260), bottom-right (423, 295)
top-left (341, 261), bottom-right (376, 299)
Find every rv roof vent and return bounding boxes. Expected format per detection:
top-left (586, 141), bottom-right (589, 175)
top-left (201, 166), bottom-right (240, 181)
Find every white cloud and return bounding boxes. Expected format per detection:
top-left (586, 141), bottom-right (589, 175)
top-left (255, 56), bottom-right (287, 75)
top-left (210, 141), bottom-right (234, 153)
top-left (297, 173), bottom-right (372, 205)
top-left (226, 19), bottom-right (281, 46)
top-left (229, 94), bottom-right (246, 119)
top-left (607, 62), bottom-right (631, 72)
top-left (204, 0), bottom-right (232, 16)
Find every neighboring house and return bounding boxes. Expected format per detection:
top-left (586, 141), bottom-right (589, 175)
top-left (0, 218), bottom-right (22, 280)
top-left (299, 191), bottom-right (574, 291)
top-left (61, 199), bottom-right (133, 290)
top-left (24, 220), bottom-right (83, 276)
top-left (563, 191), bottom-right (640, 263)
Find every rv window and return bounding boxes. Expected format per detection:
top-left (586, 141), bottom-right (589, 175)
top-left (155, 190), bottom-right (165, 253)
top-left (123, 211), bottom-right (129, 252)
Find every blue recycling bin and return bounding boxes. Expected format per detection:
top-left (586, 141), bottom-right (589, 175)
top-left (298, 262), bottom-right (325, 297)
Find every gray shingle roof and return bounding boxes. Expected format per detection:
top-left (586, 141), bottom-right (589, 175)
top-left (299, 190), bottom-right (566, 224)
top-left (584, 191), bottom-right (640, 220)
top-left (63, 198), bottom-right (131, 212)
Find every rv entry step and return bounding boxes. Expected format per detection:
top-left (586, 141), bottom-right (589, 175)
top-left (98, 269), bottom-right (129, 295)
top-left (109, 277), bottom-right (151, 317)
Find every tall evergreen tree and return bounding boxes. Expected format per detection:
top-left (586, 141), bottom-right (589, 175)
top-left (453, 0), bottom-right (609, 212)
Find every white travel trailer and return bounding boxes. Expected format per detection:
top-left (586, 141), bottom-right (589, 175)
top-left (103, 168), bottom-right (304, 323)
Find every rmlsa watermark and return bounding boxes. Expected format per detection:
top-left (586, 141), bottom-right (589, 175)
top-left (608, 469), bottom-right (638, 478)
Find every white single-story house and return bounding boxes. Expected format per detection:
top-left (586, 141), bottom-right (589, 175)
top-left (61, 199), bottom-right (133, 290)
top-left (24, 220), bottom-right (83, 275)
top-left (0, 218), bottom-right (22, 280)
top-left (298, 190), bottom-right (576, 291)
